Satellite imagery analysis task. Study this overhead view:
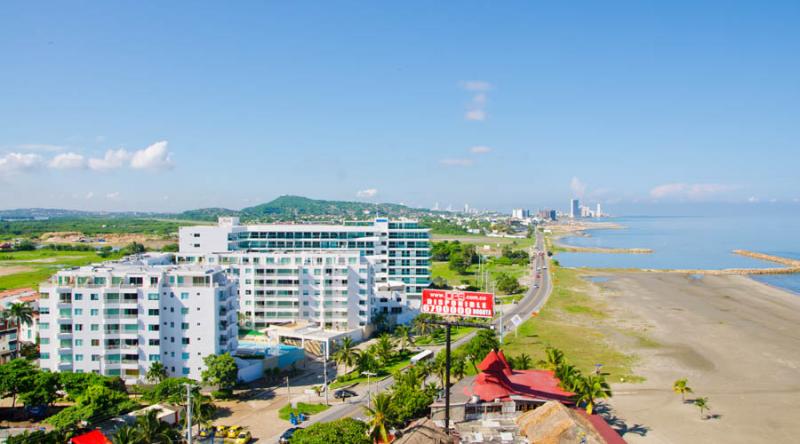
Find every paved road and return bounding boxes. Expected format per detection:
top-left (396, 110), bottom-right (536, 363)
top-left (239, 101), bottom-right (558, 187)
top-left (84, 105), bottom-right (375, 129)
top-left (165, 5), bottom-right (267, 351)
top-left (265, 231), bottom-right (554, 440)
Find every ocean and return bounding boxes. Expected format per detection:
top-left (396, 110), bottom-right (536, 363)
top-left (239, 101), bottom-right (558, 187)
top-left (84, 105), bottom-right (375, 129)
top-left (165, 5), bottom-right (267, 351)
top-left (555, 213), bottom-right (800, 295)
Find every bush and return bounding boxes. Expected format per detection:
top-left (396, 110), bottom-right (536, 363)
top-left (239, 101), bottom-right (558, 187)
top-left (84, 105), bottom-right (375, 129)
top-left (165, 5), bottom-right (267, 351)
top-left (211, 389), bottom-right (233, 400)
top-left (291, 418), bottom-right (370, 444)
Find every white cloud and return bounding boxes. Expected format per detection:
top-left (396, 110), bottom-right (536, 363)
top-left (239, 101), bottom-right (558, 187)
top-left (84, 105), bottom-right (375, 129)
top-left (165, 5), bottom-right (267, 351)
top-left (49, 152), bottom-right (86, 169)
top-left (465, 110), bottom-right (486, 121)
top-left (747, 196), bottom-right (759, 203)
top-left (106, 192), bottom-right (120, 199)
top-left (89, 149), bottom-right (131, 171)
top-left (460, 81), bottom-right (492, 92)
top-left (130, 140), bottom-right (174, 171)
top-left (461, 80), bottom-right (492, 122)
top-left (356, 188), bottom-right (378, 198)
top-left (85, 192), bottom-right (95, 200)
top-left (469, 145), bottom-right (492, 154)
top-left (0, 152), bottom-right (43, 174)
top-left (650, 183), bottom-right (739, 201)
top-left (440, 158), bottom-right (474, 167)
top-left (570, 177), bottom-right (587, 198)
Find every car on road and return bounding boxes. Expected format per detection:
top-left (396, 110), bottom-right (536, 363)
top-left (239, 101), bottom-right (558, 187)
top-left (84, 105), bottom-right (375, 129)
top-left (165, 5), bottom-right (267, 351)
top-left (215, 425), bottom-right (228, 436)
top-left (234, 430), bottom-right (252, 444)
top-left (334, 389), bottom-right (358, 400)
top-left (279, 427), bottom-right (302, 443)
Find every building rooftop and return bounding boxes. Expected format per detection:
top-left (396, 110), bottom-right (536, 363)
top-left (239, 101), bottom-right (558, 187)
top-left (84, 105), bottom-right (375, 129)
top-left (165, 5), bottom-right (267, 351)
top-left (465, 349), bottom-right (573, 403)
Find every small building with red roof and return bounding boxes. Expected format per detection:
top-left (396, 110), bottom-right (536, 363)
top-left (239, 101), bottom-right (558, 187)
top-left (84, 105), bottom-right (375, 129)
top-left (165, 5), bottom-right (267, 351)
top-left (430, 349), bottom-right (625, 443)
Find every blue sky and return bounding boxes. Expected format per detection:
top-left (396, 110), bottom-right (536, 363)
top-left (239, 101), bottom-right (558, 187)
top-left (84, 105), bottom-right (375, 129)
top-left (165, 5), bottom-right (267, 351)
top-left (1, 1), bottom-right (799, 213)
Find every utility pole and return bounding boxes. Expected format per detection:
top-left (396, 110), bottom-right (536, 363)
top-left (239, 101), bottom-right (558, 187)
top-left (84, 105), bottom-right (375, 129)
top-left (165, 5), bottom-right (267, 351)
top-left (323, 341), bottom-right (329, 406)
top-left (185, 383), bottom-right (193, 444)
top-left (286, 375), bottom-right (291, 400)
top-left (425, 319), bottom-right (495, 435)
top-left (362, 371), bottom-right (376, 409)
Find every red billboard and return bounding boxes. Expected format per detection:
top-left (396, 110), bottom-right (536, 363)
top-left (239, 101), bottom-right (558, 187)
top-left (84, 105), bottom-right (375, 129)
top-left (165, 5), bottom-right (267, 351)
top-left (421, 289), bottom-right (494, 319)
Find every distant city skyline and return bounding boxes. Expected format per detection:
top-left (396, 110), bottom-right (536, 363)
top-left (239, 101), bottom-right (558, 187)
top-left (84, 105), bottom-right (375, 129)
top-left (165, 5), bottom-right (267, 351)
top-left (2, 2), bottom-right (799, 212)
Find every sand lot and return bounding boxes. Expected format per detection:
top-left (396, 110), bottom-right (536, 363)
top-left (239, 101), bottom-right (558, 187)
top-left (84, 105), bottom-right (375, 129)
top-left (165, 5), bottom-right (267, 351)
top-left (595, 272), bottom-right (800, 443)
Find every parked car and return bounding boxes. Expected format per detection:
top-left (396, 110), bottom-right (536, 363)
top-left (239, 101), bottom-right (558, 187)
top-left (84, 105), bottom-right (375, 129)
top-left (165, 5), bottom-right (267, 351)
top-left (227, 425), bottom-right (244, 438)
top-left (215, 425), bottom-right (228, 436)
top-left (198, 427), bottom-right (214, 438)
top-left (334, 389), bottom-right (358, 400)
top-left (234, 430), bottom-right (252, 444)
top-left (279, 427), bottom-right (302, 443)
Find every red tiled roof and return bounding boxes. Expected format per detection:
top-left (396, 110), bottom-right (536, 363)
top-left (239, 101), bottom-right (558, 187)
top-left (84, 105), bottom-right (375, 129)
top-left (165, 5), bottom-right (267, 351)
top-left (575, 409), bottom-right (627, 444)
top-left (70, 430), bottom-right (111, 444)
top-left (466, 349), bottom-right (574, 403)
top-left (0, 288), bottom-right (36, 298)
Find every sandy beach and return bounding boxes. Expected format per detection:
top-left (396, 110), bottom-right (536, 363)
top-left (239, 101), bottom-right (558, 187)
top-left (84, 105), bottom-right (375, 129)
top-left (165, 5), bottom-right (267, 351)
top-left (592, 272), bottom-right (800, 443)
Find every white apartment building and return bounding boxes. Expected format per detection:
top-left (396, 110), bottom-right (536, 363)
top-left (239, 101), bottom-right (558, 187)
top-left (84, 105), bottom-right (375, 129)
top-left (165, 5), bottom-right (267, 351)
top-left (177, 250), bottom-right (410, 332)
top-left (38, 255), bottom-right (238, 383)
top-left (178, 217), bottom-right (431, 300)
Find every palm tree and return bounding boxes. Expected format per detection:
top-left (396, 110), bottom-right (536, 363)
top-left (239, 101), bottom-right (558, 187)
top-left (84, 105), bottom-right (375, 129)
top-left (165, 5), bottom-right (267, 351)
top-left (111, 425), bottom-right (140, 444)
top-left (145, 362), bottom-right (168, 384)
top-left (5, 302), bottom-right (33, 355)
top-left (393, 325), bottom-right (413, 353)
top-left (572, 374), bottom-right (612, 415)
top-left (134, 409), bottom-right (181, 443)
top-left (355, 349), bottom-right (379, 374)
top-left (363, 393), bottom-right (395, 444)
top-left (332, 337), bottom-right (358, 376)
top-left (544, 347), bottom-right (565, 370)
top-left (672, 378), bottom-right (693, 401)
top-left (189, 394), bottom-right (216, 435)
top-left (375, 334), bottom-right (395, 365)
top-left (413, 315), bottom-right (434, 336)
top-left (515, 353), bottom-right (532, 370)
top-left (694, 397), bottom-right (710, 420)
top-left (555, 364), bottom-right (582, 391)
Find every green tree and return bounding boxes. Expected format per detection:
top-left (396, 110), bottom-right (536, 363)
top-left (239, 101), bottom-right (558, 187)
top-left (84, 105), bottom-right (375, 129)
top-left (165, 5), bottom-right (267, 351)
top-left (452, 357), bottom-right (466, 380)
top-left (514, 353), bottom-right (532, 370)
top-left (333, 337), bottom-right (359, 376)
top-left (463, 330), bottom-right (499, 370)
top-left (111, 425), bottom-right (140, 444)
top-left (673, 378), bottom-right (693, 402)
top-left (363, 393), bottom-right (395, 444)
top-left (694, 397), bottom-right (710, 419)
top-left (47, 384), bottom-right (138, 430)
top-left (572, 374), bottom-right (612, 415)
top-left (355, 350), bottom-right (379, 374)
top-left (20, 371), bottom-right (61, 407)
top-left (145, 362), bottom-right (168, 384)
top-left (448, 252), bottom-right (469, 274)
top-left (0, 358), bottom-right (37, 408)
top-left (495, 273), bottom-right (522, 294)
top-left (543, 347), bottom-right (565, 370)
top-left (413, 314), bottom-right (434, 336)
top-left (291, 418), bottom-right (370, 444)
top-left (201, 353), bottom-right (238, 396)
top-left (374, 334), bottom-right (395, 365)
top-left (143, 377), bottom-right (198, 405)
top-left (5, 302), bottom-right (34, 354)
top-left (122, 241), bottom-right (146, 255)
top-left (133, 409), bottom-right (181, 443)
top-left (555, 364), bottom-right (582, 391)
top-left (186, 394), bottom-right (216, 435)
top-left (393, 325), bottom-right (413, 353)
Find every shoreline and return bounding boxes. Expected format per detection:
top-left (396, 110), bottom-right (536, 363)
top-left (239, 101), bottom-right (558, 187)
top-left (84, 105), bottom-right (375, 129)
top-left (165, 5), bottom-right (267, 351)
top-left (591, 270), bottom-right (800, 443)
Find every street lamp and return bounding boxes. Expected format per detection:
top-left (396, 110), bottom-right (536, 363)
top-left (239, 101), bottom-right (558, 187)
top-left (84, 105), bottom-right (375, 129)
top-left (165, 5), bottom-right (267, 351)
top-left (361, 371), bottom-right (376, 409)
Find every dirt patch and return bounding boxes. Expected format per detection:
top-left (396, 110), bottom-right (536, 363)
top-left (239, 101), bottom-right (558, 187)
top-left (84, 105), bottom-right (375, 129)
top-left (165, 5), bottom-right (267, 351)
top-left (39, 231), bottom-right (174, 249)
top-left (0, 265), bottom-right (34, 277)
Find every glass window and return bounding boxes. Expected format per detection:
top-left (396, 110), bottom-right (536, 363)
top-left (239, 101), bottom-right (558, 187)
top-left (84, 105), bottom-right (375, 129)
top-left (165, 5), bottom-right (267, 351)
top-left (148, 293), bottom-right (159, 300)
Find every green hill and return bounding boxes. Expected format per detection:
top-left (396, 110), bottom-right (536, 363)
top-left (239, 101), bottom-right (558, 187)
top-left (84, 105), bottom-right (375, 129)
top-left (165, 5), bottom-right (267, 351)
top-left (239, 195), bottom-right (413, 219)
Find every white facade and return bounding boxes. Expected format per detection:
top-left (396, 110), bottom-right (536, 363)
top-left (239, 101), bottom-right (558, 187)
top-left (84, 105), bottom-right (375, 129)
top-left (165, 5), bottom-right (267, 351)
top-left (178, 217), bottom-right (431, 300)
top-left (38, 256), bottom-right (238, 383)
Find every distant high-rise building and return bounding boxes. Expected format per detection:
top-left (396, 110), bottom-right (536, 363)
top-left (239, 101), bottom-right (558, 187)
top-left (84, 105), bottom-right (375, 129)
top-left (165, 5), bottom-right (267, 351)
top-left (549, 210), bottom-right (557, 221)
top-left (511, 208), bottom-right (530, 219)
top-left (464, 204), bottom-right (470, 214)
top-left (596, 203), bottom-right (602, 217)
top-left (570, 199), bottom-right (580, 218)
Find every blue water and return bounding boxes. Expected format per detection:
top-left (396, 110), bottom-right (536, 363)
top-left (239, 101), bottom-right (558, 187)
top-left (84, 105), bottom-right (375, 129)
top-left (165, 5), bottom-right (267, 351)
top-left (557, 214), bottom-right (800, 294)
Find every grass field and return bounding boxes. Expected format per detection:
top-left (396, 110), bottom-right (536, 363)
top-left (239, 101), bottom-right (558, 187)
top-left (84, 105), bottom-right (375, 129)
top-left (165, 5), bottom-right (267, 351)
top-left (431, 261), bottom-right (528, 294)
top-left (329, 355), bottom-right (413, 389)
top-left (501, 264), bottom-right (642, 382)
top-left (0, 249), bottom-right (125, 291)
top-left (278, 402), bottom-right (330, 421)
top-left (431, 234), bottom-right (535, 256)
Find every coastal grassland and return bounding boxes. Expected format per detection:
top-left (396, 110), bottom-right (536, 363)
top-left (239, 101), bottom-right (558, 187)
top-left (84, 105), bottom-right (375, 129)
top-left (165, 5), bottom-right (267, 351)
top-left (431, 234), bottom-right (535, 255)
top-left (0, 217), bottom-right (188, 240)
top-left (431, 261), bottom-right (528, 290)
top-left (0, 249), bottom-right (124, 290)
top-left (502, 264), bottom-right (646, 382)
